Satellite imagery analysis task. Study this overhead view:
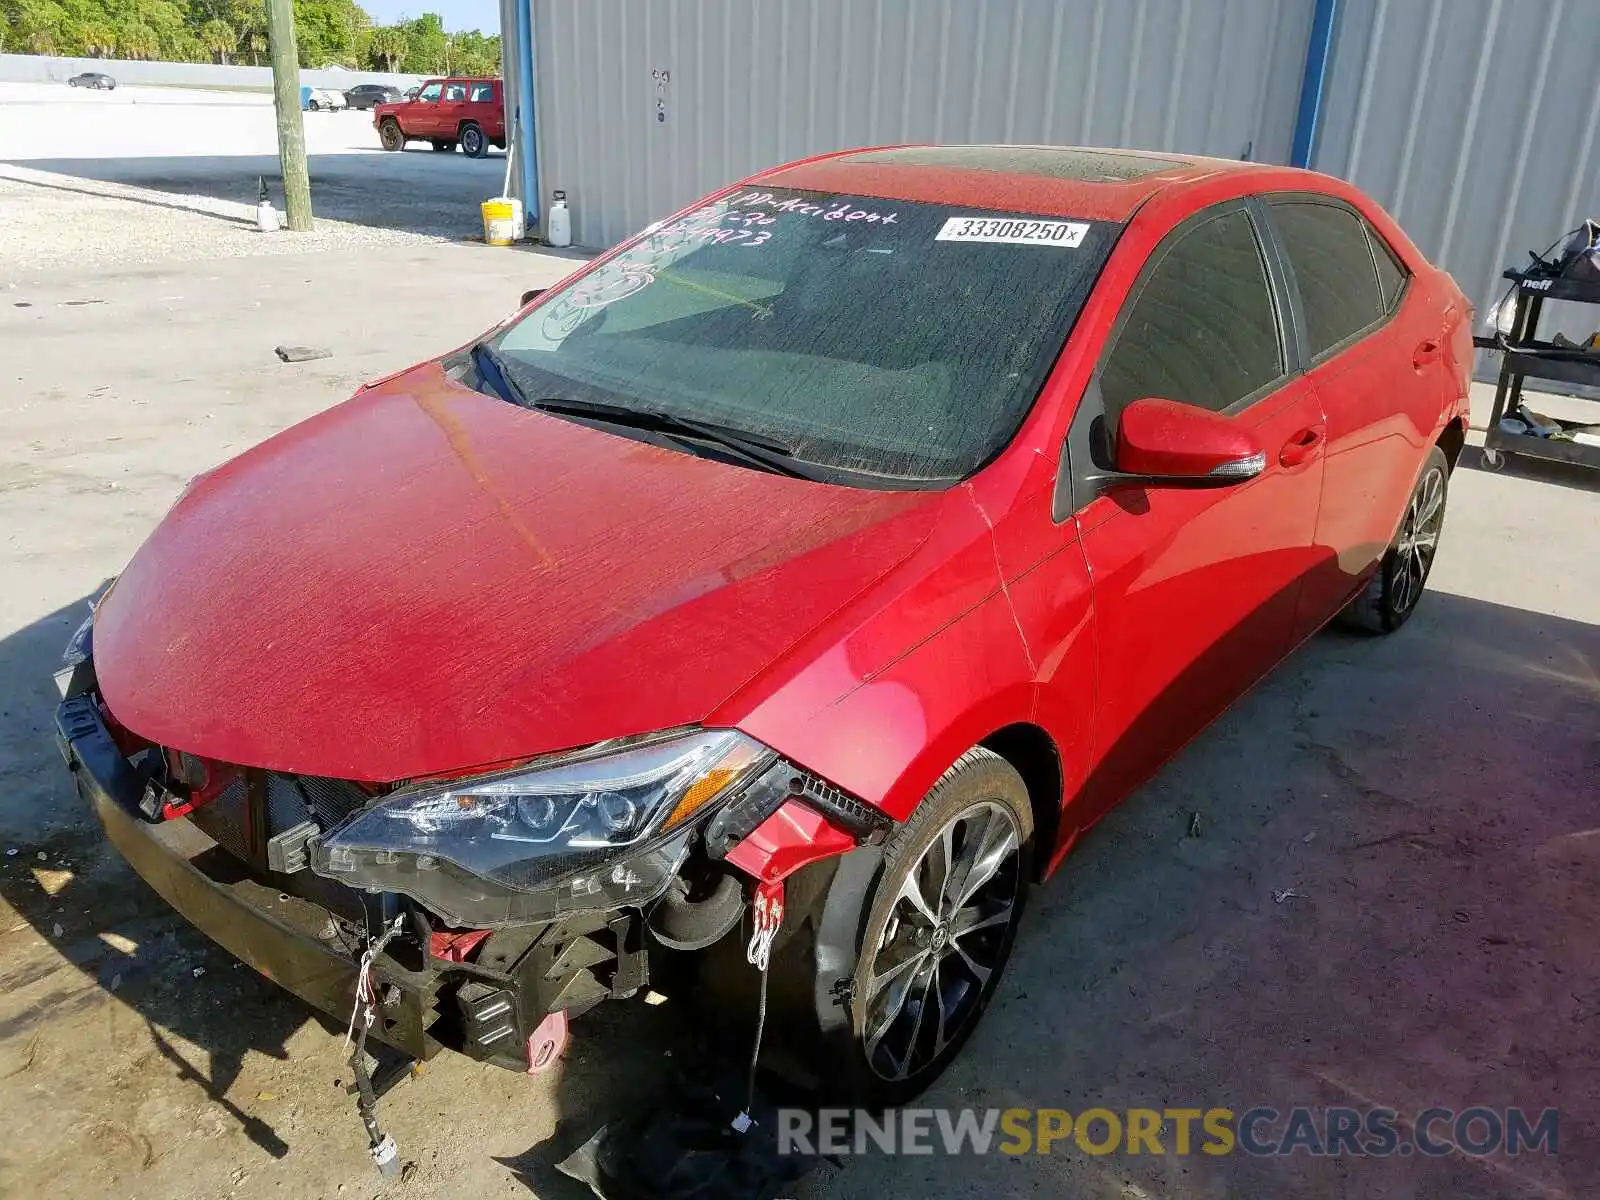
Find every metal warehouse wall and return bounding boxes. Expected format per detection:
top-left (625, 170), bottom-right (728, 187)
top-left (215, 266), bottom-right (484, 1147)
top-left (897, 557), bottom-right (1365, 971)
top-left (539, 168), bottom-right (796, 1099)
top-left (530, 0), bottom-right (1316, 248)
top-left (1314, 0), bottom-right (1600, 348)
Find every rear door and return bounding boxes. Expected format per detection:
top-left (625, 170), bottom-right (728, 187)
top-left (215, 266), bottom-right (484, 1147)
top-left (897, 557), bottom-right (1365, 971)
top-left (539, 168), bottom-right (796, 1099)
top-left (1259, 196), bottom-right (1428, 631)
top-left (437, 80), bottom-right (468, 141)
top-left (1064, 200), bottom-right (1326, 821)
top-left (467, 81), bottom-right (498, 136)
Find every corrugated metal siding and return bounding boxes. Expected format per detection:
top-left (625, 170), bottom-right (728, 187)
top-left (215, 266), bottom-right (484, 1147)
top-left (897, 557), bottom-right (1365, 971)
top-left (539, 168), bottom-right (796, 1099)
top-left (1314, 0), bottom-right (1600, 358)
top-left (531, 0), bottom-right (1316, 248)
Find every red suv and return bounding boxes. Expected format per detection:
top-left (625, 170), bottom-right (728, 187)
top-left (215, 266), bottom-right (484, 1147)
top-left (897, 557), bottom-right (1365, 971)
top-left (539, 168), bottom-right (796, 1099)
top-left (61, 147), bottom-right (1471, 1109)
top-left (374, 77), bottom-right (503, 157)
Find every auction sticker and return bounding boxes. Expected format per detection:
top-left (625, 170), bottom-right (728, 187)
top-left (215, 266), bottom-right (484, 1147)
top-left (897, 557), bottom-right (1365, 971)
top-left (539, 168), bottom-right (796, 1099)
top-left (935, 216), bottom-right (1089, 246)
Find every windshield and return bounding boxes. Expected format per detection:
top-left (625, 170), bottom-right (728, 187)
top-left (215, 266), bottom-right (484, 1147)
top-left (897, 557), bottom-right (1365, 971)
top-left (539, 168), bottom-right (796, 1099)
top-left (491, 187), bottom-right (1120, 486)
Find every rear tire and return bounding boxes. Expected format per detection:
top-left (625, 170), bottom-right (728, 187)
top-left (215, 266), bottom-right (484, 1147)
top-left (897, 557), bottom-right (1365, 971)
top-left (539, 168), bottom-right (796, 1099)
top-left (460, 121), bottom-right (487, 158)
top-left (378, 119), bottom-right (405, 151)
top-left (1337, 446), bottom-right (1449, 635)
top-left (308, 99), bottom-right (320, 112)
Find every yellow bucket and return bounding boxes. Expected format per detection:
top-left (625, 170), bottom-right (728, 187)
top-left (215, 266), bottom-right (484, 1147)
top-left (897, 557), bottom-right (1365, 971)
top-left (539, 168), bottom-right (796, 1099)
top-left (481, 197), bottom-right (520, 246)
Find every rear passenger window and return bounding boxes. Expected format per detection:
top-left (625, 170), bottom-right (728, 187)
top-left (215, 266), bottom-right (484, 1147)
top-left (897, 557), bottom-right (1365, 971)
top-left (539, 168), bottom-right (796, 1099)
top-left (1368, 225), bottom-right (1408, 312)
top-left (1269, 201), bottom-right (1386, 358)
top-left (1101, 208), bottom-right (1283, 419)
top-left (444, 84), bottom-right (467, 101)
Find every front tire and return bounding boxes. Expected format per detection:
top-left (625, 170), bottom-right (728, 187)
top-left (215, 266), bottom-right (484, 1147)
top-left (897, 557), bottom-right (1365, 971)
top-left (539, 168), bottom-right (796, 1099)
top-left (798, 750), bottom-right (1033, 1105)
top-left (378, 119), bottom-right (405, 151)
top-left (1338, 446), bottom-right (1450, 634)
top-left (307, 99), bottom-right (320, 112)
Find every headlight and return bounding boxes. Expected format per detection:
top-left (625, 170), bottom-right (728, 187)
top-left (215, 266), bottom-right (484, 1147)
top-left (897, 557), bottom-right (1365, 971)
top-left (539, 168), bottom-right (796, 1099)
top-left (310, 729), bottom-right (773, 927)
top-left (54, 583), bottom-right (113, 699)
top-left (60, 609), bottom-right (94, 669)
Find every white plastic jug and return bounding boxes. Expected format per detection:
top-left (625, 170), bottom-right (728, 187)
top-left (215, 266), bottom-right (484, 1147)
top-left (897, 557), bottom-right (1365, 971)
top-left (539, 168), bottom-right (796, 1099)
top-left (546, 190), bottom-right (572, 248)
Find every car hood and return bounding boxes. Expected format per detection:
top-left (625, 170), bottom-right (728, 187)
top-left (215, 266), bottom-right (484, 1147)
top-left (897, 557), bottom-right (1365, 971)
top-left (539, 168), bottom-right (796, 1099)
top-left (94, 362), bottom-right (935, 781)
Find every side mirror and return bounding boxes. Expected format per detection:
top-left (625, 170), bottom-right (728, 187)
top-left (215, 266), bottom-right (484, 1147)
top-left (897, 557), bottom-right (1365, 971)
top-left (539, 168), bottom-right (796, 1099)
top-left (1108, 397), bottom-right (1265, 485)
top-left (520, 288), bottom-right (546, 307)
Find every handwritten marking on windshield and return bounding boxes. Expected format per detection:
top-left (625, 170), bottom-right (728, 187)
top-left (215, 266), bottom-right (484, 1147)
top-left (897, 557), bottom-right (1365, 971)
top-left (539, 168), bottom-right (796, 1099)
top-left (727, 191), bottom-right (900, 225)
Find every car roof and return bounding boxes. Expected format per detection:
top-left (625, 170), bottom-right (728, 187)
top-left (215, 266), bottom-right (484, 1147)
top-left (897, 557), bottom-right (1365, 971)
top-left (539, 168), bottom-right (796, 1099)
top-left (756, 144), bottom-right (1314, 223)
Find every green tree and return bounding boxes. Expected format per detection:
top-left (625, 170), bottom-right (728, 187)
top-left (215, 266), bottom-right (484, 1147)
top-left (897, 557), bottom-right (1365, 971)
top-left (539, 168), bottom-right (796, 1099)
top-left (367, 23), bottom-right (405, 71)
top-left (117, 19), bottom-right (160, 58)
top-left (199, 16), bottom-right (234, 61)
top-left (398, 11), bottom-right (445, 73)
top-left (76, 17), bottom-right (115, 55)
top-left (5, 0), bottom-right (66, 53)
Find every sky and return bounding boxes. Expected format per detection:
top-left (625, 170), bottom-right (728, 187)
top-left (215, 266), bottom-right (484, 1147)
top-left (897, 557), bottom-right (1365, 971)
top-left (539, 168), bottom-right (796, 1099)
top-left (361, 0), bottom-right (502, 34)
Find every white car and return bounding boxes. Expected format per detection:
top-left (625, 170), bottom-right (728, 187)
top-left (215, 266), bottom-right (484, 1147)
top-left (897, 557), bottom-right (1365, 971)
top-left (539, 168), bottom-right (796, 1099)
top-left (302, 87), bottom-right (348, 112)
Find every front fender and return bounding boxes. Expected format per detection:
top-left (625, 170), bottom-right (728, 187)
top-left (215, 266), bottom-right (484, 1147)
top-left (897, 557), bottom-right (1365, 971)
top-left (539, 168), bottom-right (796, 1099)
top-left (733, 588), bottom-right (1039, 823)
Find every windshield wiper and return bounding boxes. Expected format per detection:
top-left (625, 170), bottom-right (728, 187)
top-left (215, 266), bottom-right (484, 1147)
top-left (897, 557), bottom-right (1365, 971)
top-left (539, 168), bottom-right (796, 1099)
top-left (531, 396), bottom-right (812, 479)
top-left (471, 341), bottom-right (527, 407)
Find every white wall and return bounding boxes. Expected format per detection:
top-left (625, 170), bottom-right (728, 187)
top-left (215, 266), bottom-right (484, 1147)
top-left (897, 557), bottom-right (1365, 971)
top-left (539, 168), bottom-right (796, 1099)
top-left (525, 0), bottom-right (1316, 248)
top-left (0, 52), bottom-right (424, 92)
top-left (1315, 0), bottom-right (1600, 363)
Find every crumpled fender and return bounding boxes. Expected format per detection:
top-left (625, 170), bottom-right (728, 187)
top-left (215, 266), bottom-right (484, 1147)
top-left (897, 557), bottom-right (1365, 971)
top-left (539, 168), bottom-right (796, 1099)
top-left (724, 800), bottom-right (857, 884)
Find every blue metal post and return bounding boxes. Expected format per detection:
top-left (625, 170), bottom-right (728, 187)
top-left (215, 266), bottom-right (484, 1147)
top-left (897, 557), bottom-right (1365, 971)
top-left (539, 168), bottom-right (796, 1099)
top-left (513, 0), bottom-right (540, 232)
top-left (1290, 0), bottom-right (1340, 168)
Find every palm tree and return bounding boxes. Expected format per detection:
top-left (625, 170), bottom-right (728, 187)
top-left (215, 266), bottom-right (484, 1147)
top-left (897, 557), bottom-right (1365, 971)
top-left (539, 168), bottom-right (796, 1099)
top-left (77, 19), bottom-right (116, 57)
top-left (117, 21), bottom-right (161, 60)
top-left (200, 17), bottom-right (236, 63)
top-left (369, 26), bottom-right (407, 72)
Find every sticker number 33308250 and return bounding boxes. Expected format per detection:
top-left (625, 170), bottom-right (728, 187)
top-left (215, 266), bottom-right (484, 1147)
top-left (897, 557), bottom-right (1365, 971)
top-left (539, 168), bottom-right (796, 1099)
top-left (935, 216), bottom-right (1089, 246)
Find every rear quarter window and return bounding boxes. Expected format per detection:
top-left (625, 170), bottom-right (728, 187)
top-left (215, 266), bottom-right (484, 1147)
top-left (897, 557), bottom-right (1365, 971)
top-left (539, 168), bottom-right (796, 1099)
top-left (1267, 200), bottom-right (1388, 359)
top-left (1367, 225), bottom-right (1409, 312)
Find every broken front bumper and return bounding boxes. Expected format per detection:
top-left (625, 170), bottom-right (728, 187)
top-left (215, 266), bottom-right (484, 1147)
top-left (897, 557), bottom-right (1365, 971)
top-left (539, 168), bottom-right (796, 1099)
top-left (58, 693), bottom-right (442, 1059)
top-left (57, 693), bottom-right (650, 1068)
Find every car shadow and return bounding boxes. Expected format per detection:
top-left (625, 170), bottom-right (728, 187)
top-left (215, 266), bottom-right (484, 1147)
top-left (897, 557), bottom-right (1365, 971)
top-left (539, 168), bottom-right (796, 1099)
top-left (1, 151), bottom-right (507, 241)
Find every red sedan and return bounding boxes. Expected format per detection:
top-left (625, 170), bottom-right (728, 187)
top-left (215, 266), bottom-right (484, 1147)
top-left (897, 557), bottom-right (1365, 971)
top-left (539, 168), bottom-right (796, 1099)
top-left (60, 146), bottom-right (1471, 1107)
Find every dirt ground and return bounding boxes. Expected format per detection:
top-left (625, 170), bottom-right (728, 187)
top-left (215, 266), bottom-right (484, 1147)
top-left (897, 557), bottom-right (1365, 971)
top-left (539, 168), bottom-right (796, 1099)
top-left (2, 184), bottom-right (1599, 1198)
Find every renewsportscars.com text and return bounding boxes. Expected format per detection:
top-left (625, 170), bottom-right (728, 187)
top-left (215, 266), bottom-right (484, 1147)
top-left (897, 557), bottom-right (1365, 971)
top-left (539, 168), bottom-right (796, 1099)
top-left (778, 1106), bottom-right (1559, 1158)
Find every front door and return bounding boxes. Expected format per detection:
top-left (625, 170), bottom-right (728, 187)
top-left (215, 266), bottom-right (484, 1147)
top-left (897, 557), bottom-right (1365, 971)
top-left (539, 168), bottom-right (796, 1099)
top-left (1064, 201), bottom-right (1326, 821)
top-left (412, 81), bottom-right (443, 135)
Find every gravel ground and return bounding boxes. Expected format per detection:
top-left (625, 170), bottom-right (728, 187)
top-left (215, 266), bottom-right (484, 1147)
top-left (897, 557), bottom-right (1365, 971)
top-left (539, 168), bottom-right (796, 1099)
top-left (0, 83), bottom-right (510, 274)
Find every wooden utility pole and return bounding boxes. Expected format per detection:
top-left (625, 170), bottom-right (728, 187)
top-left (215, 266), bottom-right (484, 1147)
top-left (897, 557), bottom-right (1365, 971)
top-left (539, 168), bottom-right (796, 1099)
top-left (265, 0), bottom-right (313, 231)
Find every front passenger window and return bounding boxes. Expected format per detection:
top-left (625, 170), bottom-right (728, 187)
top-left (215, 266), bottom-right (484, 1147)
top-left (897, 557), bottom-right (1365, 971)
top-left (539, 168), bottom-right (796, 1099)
top-left (1101, 209), bottom-right (1283, 424)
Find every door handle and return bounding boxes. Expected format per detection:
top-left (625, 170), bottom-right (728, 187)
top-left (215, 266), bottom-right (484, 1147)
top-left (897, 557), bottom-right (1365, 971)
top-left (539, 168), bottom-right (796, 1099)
top-left (1279, 425), bottom-right (1325, 468)
top-left (1413, 339), bottom-right (1441, 368)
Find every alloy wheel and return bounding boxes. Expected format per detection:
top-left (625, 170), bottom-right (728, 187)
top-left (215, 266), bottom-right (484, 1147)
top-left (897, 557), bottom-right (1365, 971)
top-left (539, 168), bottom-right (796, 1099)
top-left (860, 800), bottom-right (1022, 1082)
top-left (1391, 464), bottom-right (1445, 616)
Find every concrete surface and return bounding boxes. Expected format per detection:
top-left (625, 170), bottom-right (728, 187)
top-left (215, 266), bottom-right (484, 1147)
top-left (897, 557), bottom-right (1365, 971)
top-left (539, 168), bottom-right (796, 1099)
top-left (1, 85), bottom-right (507, 271)
top-left (1, 156), bottom-right (1598, 1197)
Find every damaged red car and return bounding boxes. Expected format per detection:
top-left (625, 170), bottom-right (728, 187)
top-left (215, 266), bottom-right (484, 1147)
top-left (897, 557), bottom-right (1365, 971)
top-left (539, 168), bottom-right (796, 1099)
top-left (58, 147), bottom-right (1471, 1111)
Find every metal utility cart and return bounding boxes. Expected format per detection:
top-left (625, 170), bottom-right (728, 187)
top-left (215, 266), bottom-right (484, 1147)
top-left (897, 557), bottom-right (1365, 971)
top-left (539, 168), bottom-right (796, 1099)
top-left (1473, 268), bottom-right (1600, 472)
